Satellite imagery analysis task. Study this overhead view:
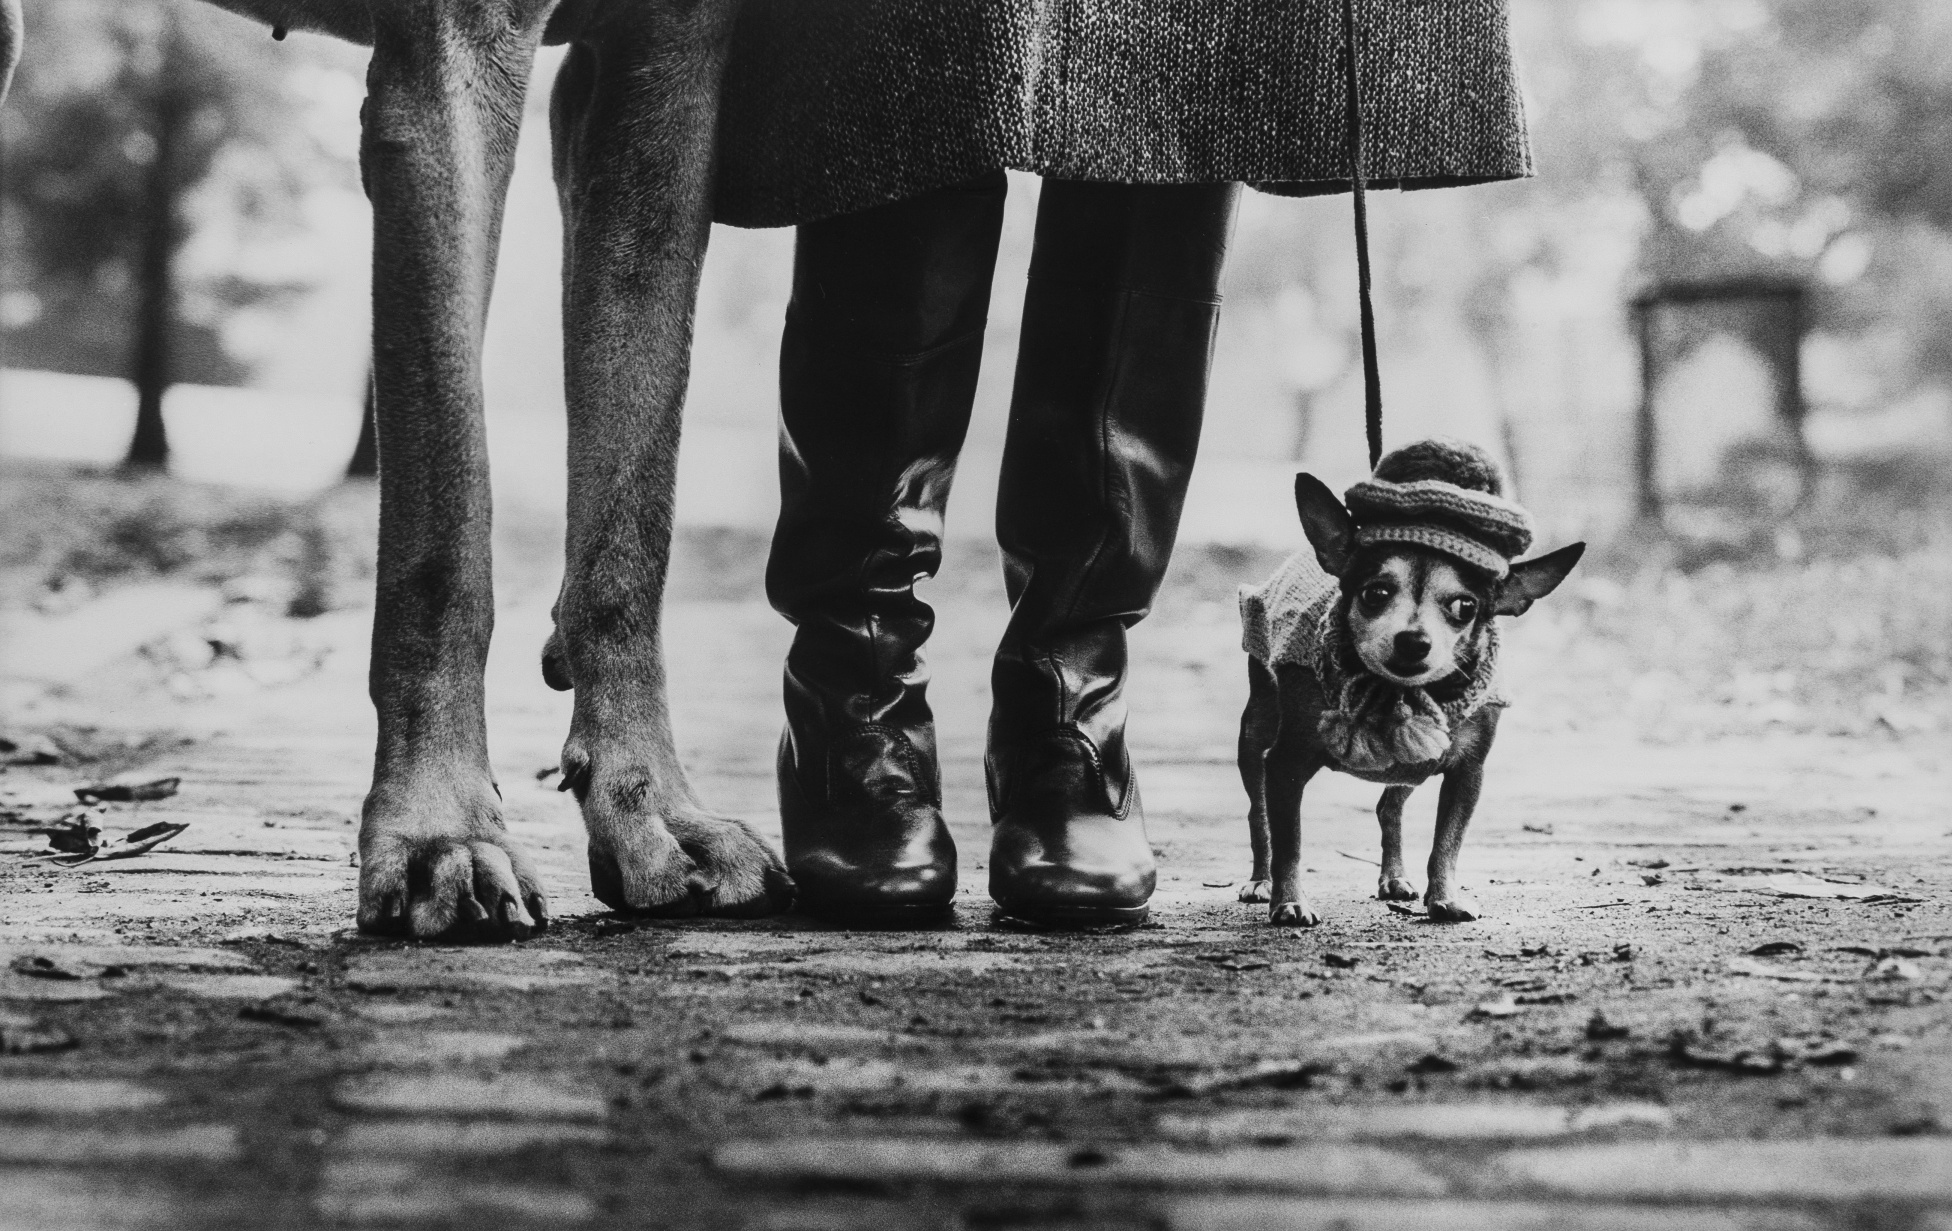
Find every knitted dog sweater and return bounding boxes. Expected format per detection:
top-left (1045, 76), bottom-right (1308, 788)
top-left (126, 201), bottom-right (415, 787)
top-left (1239, 552), bottom-right (1505, 784)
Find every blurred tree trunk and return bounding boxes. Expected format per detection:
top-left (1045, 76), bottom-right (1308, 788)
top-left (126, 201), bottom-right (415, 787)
top-left (345, 370), bottom-right (378, 477)
top-left (1290, 388), bottom-right (1315, 462)
top-left (121, 15), bottom-right (187, 475)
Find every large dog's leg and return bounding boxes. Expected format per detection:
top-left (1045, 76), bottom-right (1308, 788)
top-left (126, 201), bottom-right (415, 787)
top-left (354, 2), bottom-right (554, 939)
top-left (546, 3), bottom-right (790, 917)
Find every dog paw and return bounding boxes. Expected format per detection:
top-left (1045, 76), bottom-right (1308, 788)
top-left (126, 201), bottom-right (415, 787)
top-left (1268, 899), bottom-right (1322, 927)
top-left (1425, 890), bottom-right (1480, 922)
top-left (1377, 876), bottom-right (1419, 901)
top-left (1238, 879), bottom-right (1272, 903)
top-left (666, 813), bottom-right (796, 918)
top-left (358, 802), bottom-right (549, 942)
top-left (579, 769), bottom-right (792, 918)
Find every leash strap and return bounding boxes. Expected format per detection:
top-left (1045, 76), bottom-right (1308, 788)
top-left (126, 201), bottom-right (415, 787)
top-left (1341, 0), bottom-right (1383, 470)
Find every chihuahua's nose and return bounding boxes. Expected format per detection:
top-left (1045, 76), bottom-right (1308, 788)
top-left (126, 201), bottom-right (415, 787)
top-left (1393, 630), bottom-right (1431, 663)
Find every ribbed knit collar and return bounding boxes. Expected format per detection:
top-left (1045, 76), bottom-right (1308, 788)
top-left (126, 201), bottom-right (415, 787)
top-left (1307, 595), bottom-right (1503, 780)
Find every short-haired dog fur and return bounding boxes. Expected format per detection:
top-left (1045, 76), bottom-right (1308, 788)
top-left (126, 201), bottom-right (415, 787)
top-left (1236, 439), bottom-right (1584, 926)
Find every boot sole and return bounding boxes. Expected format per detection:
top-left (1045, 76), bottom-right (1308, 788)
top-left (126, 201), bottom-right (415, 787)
top-left (991, 899), bottom-right (1150, 929)
top-left (794, 896), bottom-right (957, 929)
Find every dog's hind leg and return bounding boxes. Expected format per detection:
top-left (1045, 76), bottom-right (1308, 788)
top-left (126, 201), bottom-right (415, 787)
top-left (1375, 785), bottom-right (1418, 901)
top-left (352, 2), bottom-right (558, 941)
top-left (1236, 657), bottom-right (1279, 903)
top-left (545, 2), bottom-right (791, 918)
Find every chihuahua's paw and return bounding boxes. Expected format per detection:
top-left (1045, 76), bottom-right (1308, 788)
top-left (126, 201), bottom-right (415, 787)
top-left (1268, 899), bottom-right (1322, 927)
top-left (1377, 876), bottom-right (1419, 901)
top-left (1238, 879), bottom-right (1272, 903)
top-left (1425, 890), bottom-right (1480, 922)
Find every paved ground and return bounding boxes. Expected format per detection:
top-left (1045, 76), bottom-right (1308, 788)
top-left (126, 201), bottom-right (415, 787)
top-left (2, 533), bottom-right (1949, 1230)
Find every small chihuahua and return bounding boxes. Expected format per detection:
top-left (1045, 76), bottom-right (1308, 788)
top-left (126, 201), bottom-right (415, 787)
top-left (1235, 439), bottom-right (1584, 926)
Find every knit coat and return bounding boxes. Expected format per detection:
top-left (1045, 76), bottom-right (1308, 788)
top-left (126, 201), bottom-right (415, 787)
top-left (1239, 551), bottom-right (1505, 784)
top-left (713, 0), bottom-right (1532, 228)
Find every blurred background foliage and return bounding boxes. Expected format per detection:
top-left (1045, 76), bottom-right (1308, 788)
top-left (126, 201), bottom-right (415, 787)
top-left (1203, 0), bottom-right (1952, 545)
top-left (3, 0), bottom-right (1950, 485)
top-left (0, 0), bottom-right (350, 465)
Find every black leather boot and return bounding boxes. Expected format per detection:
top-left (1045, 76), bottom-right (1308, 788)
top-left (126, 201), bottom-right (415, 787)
top-left (769, 172), bottom-right (1008, 922)
top-left (987, 179), bottom-right (1240, 927)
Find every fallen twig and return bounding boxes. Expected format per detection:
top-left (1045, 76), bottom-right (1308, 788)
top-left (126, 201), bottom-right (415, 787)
top-left (1336, 850), bottom-right (1381, 866)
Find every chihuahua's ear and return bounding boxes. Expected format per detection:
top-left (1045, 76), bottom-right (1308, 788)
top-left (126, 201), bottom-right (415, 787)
top-left (1295, 473), bottom-right (1356, 577)
top-left (1494, 542), bottom-right (1586, 617)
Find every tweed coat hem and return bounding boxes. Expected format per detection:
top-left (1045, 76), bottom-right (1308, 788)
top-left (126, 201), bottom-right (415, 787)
top-left (713, 0), bottom-right (1534, 229)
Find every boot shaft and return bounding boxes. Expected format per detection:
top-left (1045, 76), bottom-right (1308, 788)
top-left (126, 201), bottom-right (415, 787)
top-left (990, 179), bottom-right (1240, 783)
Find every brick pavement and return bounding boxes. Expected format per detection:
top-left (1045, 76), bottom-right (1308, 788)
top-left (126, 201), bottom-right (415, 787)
top-left (2, 562), bottom-right (1949, 1229)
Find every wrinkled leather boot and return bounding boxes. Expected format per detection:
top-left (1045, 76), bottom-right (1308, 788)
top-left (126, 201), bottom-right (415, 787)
top-left (769, 172), bottom-right (1007, 922)
top-left (987, 179), bottom-right (1240, 927)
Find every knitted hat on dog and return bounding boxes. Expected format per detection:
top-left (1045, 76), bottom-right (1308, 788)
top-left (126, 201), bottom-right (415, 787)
top-left (1345, 439), bottom-right (1534, 578)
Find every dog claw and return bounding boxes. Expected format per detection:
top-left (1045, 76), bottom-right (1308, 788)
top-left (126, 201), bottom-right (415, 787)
top-left (1268, 900), bottom-right (1322, 927)
top-left (364, 891), bottom-right (407, 937)
top-left (1378, 876), bottom-right (1418, 901)
top-left (493, 894), bottom-right (534, 940)
top-left (1238, 879), bottom-right (1272, 903)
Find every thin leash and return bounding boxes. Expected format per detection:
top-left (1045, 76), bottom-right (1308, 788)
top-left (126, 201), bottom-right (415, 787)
top-left (1341, 0), bottom-right (1383, 471)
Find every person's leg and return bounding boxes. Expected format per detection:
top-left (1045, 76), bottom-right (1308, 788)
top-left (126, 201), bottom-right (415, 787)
top-left (987, 178), bottom-right (1240, 926)
top-left (768, 171), bottom-right (1008, 921)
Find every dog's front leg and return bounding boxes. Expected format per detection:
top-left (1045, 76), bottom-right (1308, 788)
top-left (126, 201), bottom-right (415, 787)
top-left (1421, 706), bottom-right (1491, 920)
top-left (1236, 658), bottom-right (1280, 903)
top-left (1425, 765), bottom-right (1484, 921)
top-left (1426, 712), bottom-right (1498, 921)
top-left (354, 2), bottom-right (556, 939)
top-left (1263, 722), bottom-right (1324, 927)
top-left (1375, 785), bottom-right (1418, 900)
top-left (545, 2), bottom-right (790, 918)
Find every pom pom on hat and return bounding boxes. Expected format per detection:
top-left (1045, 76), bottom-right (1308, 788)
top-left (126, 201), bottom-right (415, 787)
top-left (1343, 439), bottom-right (1534, 578)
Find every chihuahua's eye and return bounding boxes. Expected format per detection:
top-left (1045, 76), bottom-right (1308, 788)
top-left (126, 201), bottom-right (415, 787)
top-left (1358, 583), bottom-right (1393, 612)
top-left (1443, 596), bottom-right (1479, 625)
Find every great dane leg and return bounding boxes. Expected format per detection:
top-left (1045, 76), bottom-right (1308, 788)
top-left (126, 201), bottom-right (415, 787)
top-left (354, 2), bottom-right (554, 939)
top-left (547, 3), bottom-right (790, 917)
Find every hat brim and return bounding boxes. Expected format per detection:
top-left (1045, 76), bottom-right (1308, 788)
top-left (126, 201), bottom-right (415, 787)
top-left (1354, 524), bottom-right (1510, 578)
